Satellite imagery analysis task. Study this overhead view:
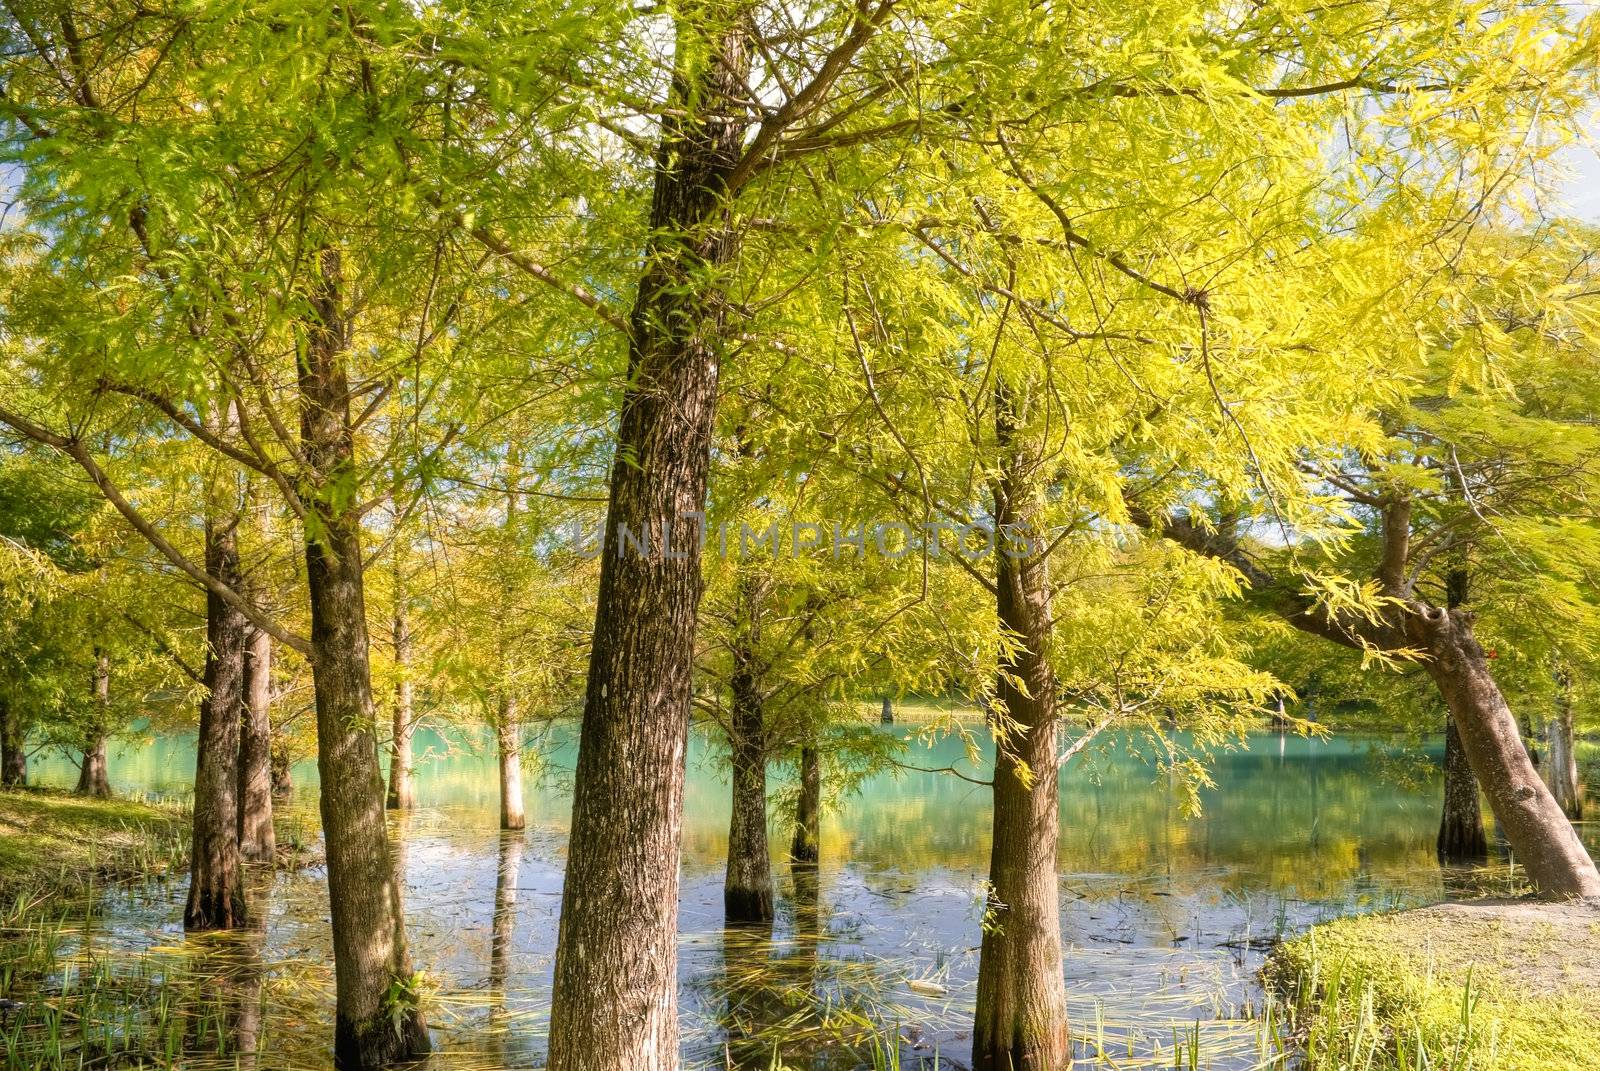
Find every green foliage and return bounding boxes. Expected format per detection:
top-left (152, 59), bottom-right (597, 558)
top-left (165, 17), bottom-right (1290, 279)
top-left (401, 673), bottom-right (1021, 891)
top-left (0, 0), bottom-right (1595, 821)
top-left (0, 449), bottom-right (198, 758)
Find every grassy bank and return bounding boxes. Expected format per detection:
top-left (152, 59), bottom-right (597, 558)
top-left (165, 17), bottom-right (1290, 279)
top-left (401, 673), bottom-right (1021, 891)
top-left (858, 697), bottom-right (983, 724)
top-left (0, 788), bottom-right (188, 900)
top-left (1267, 900), bottom-right (1600, 1071)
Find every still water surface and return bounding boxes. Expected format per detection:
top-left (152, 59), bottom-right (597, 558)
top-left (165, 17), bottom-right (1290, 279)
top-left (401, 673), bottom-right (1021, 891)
top-left (24, 725), bottom-right (1581, 1069)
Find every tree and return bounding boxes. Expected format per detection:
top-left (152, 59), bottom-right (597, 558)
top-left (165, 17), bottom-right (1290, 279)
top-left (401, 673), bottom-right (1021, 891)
top-left (185, 505), bottom-right (249, 930)
top-left (0, 449), bottom-right (100, 789)
top-left (386, 548), bottom-right (419, 812)
top-left (694, 509), bottom-right (946, 927)
top-left (742, 1), bottom-right (1600, 1054)
top-left (1136, 224), bottom-right (1600, 898)
top-left (239, 620), bottom-right (277, 865)
top-left (0, 445), bottom-right (204, 796)
top-left (0, 7), bottom-right (485, 1059)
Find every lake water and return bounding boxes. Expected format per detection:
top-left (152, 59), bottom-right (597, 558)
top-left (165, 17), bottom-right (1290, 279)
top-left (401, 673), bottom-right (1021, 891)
top-left (18, 723), bottom-right (1585, 1069)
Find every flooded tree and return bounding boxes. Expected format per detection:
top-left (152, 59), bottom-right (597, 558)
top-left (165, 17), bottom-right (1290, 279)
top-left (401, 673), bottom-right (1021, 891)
top-left (790, 743), bottom-right (822, 866)
top-left (0, 2), bottom-right (576, 1056)
top-left (497, 696), bottom-right (526, 832)
top-left (697, 514), bottom-right (938, 931)
top-left (77, 650), bottom-right (111, 799)
top-left (299, 247), bottom-right (431, 1064)
top-left (1438, 573), bottom-right (1486, 863)
top-left (1545, 671), bottom-right (1584, 821)
top-left (498, 464), bottom-right (526, 833)
top-left (724, 649), bottom-right (773, 925)
top-left (185, 510), bottom-right (249, 931)
top-left (239, 624), bottom-right (276, 865)
top-left (386, 557), bottom-right (418, 812)
top-left (546, 3), bottom-right (754, 1035)
top-left (968, 382), bottom-right (1069, 1066)
top-left (530, 0), bottom-right (912, 1054)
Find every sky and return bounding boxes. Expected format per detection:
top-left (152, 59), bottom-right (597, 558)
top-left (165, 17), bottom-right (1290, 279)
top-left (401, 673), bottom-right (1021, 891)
top-left (1557, 133), bottom-right (1600, 221)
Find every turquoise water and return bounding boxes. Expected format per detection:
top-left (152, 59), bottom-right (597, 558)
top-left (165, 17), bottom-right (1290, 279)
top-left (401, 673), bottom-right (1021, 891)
top-left (19, 724), bottom-right (1576, 1069)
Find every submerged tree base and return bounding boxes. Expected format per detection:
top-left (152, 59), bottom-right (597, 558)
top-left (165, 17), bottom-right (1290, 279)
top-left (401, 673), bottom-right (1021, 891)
top-left (334, 1009), bottom-right (431, 1071)
top-left (1267, 900), bottom-right (1600, 1071)
top-left (723, 883), bottom-right (775, 927)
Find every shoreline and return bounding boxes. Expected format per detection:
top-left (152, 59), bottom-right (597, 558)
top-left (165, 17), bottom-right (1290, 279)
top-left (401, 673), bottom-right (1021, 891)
top-left (0, 787), bottom-right (189, 902)
top-left (1266, 898), bottom-right (1600, 1071)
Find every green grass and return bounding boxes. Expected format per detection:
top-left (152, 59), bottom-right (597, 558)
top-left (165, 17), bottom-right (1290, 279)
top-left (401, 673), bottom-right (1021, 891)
top-left (1266, 904), bottom-right (1600, 1071)
top-left (0, 787), bottom-right (188, 898)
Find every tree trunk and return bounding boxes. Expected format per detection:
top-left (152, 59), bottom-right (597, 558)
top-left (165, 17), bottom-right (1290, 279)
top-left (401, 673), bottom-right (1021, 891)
top-left (724, 570), bottom-right (772, 926)
top-left (498, 695), bottom-right (525, 831)
top-left (880, 695), bottom-right (894, 725)
top-left (725, 679), bottom-right (773, 926)
top-left (972, 385), bottom-right (1069, 1070)
top-left (1546, 672), bottom-right (1583, 821)
top-left (1522, 712), bottom-right (1542, 771)
top-left (386, 575), bottom-right (416, 811)
top-left (0, 698), bottom-right (26, 787)
top-left (300, 247), bottom-right (429, 1068)
top-left (1437, 719), bottom-right (1487, 863)
top-left (546, 14), bottom-right (752, 1070)
top-left (1413, 607), bottom-right (1600, 898)
top-left (77, 736), bottom-right (110, 795)
top-left (1437, 569), bottom-right (1486, 864)
top-left (239, 625), bottom-right (276, 865)
top-left (186, 514), bottom-right (249, 930)
top-left (77, 650), bottom-right (111, 798)
top-left (270, 730), bottom-right (294, 799)
top-left (791, 744), bottom-right (821, 865)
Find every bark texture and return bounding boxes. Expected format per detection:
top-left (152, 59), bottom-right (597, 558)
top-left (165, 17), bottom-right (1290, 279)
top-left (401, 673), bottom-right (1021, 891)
top-left (972, 384), bottom-right (1069, 1071)
top-left (1413, 606), bottom-right (1599, 898)
top-left (498, 695), bottom-right (525, 832)
top-left (300, 248), bottom-right (429, 1068)
top-left (239, 625), bottom-right (276, 865)
top-left (77, 650), bottom-right (111, 798)
top-left (1437, 719), bottom-right (1487, 863)
top-left (724, 570), bottom-right (772, 926)
top-left (185, 515), bottom-right (249, 930)
top-left (386, 570), bottom-right (416, 811)
top-left (0, 698), bottom-right (26, 787)
top-left (791, 744), bottom-right (821, 865)
top-left (1546, 673), bottom-right (1583, 821)
top-left (545, 15), bottom-right (753, 1069)
top-left (725, 670), bottom-right (773, 926)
